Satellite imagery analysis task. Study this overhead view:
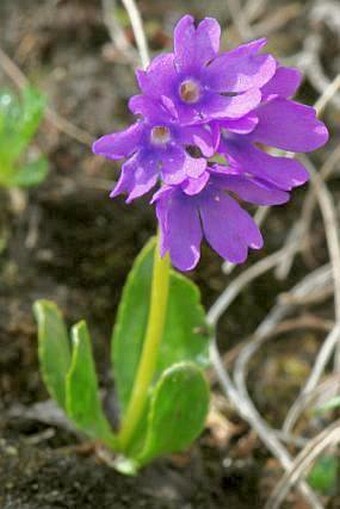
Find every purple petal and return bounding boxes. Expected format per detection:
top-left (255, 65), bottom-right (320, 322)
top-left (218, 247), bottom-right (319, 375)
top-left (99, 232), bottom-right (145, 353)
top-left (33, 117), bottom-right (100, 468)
top-left (261, 66), bottom-right (302, 100)
top-left (213, 170), bottom-right (290, 205)
top-left (219, 114), bottom-right (259, 134)
top-left (163, 99), bottom-right (204, 125)
top-left (199, 189), bottom-right (263, 263)
top-left (222, 139), bottom-right (309, 190)
top-left (160, 147), bottom-right (187, 185)
top-left (201, 88), bottom-right (261, 120)
top-left (155, 189), bottom-right (203, 271)
top-left (182, 152), bottom-right (207, 178)
top-left (174, 15), bottom-right (221, 72)
top-left (92, 122), bottom-right (144, 160)
top-left (204, 38), bottom-right (276, 93)
top-left (181, 171), bottom-right (210, 195)
top-left (129, 94), bottom-right (173, 122)
top-left (161, 146), bottom-right (206, 185)
top-left (136, 53), bottom-right (177, 99)
top-left (249, 98), bottom-right (329, 152)
top-left (211, 122), bottom-right (221, 150)
top-left (150, 184), bottom-right (172, 205)
top-left (110, 152), bottom-right (158, 202)
top-left (179, 125), bottom-right (215, 157)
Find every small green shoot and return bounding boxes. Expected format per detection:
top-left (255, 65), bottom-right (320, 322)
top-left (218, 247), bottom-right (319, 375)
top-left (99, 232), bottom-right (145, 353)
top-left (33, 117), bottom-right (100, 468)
top-left (308, 396), bottom-right (340, 495)
top-left (0, 86), bottom-right (48, 188)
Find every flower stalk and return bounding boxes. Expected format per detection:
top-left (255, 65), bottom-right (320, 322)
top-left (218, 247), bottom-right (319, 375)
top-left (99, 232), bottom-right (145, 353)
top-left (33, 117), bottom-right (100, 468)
top-left (118, 233), bottom-right (170, 450)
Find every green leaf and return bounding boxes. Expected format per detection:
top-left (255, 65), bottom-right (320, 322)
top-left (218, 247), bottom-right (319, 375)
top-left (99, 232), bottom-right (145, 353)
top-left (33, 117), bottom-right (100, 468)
top-left (10, 157), bottom-right (48, 187)
top-left (136, 362), bottom-right (209, 466)
top-left (0, 86), bottom-right (45, 164)
top-left (158, 271), bottom-right (210, 374)
top-left (112, 239), bottom-right (154, 412)
top-left (0, 90), bottom-right (21, 168)
top-left (112, 239), bottom-right (209, 413)
top-left (0, 89), bottom-right (20, 136)
top-left (308, 455), bottom-right (337, 495)
top-left (20, 86), bottom-right (46, 145)
top-left (33, 300), bottom-right (71, 409)
top-left (66, 321), bottom-right (117, 448)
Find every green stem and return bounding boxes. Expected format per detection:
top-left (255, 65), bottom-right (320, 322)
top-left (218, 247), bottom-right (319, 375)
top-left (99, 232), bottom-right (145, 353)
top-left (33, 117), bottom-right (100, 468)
top-left (118, 233), bottom-right (170, 450)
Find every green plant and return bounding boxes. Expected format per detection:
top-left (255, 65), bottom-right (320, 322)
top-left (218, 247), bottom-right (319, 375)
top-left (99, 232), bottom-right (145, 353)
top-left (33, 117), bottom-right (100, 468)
top-left (308, 396), bottom-right (340, 495)
top-left (308, 454), bottom-right (337, 495)
top-left (0, 86), bottom-right (48, 188)
top-left (34, 239), bottom-right (210, 473)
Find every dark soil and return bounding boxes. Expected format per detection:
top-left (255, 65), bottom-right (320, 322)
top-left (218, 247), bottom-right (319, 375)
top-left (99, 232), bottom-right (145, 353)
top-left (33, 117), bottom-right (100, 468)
top-left (0, 0), bottom-right (339, 507)
top-left (0, 430), bottom-right (260, 508)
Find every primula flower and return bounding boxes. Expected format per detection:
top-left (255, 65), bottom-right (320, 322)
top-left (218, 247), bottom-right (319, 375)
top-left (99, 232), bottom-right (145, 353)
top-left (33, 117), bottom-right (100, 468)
top-left (92, 14), bottom-right (329, 271)
top-left (154, 167), bottom-right (290, 271)
top-left (135, 15), bottom-right (276, 124)
top-left (93, 97), bottom-right (214, 202)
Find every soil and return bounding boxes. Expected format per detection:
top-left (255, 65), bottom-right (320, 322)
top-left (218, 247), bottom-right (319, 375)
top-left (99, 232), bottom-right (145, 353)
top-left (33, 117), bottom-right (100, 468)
top-left (0, 0), bottom-right (339, 508)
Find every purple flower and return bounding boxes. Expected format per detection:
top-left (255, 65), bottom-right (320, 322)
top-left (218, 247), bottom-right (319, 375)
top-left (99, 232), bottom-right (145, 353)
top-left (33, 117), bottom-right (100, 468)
top-left (93, 98), bottom-right (214, 202)
top-left (92, 14), bottom-right (329, 271)
top-left (135, 15), bottom-right (276, 124)
top-left (153, 167), bottom-right (289, 271)
top-left (214, 67), bottom-right (329, 193)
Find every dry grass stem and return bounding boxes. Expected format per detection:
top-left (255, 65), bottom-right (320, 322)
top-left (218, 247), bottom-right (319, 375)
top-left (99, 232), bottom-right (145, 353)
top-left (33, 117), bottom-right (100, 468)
top-left (120, 0), bottom-right (150, 68)
top-left (314, 73), bottom-right (340, 116)
top-left (208, 248), bottom-right (293, 326)
top-left (283, 375), bottom-right (340, 435)
top-left (265, 420), bottom-right (340, 509)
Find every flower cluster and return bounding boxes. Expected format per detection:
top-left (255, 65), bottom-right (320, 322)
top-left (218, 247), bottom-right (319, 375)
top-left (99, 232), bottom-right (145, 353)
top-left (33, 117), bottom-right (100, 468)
top-left (93, 15), bottom-right (328, 271)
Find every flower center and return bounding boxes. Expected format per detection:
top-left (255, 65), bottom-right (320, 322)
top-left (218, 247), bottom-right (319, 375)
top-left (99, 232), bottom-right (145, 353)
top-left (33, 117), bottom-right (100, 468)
top-left (179, 80), bottom-right (200, 103)
top-left (150, 126), bottom-right (171, 145)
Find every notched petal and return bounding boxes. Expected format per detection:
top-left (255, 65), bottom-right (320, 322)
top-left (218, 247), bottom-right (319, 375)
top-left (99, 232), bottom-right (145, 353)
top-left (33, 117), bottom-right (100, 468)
top-left (174, 15), bottom-right (221, 72)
